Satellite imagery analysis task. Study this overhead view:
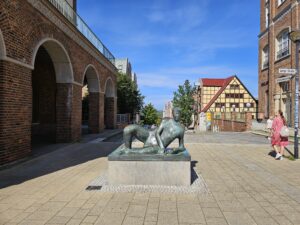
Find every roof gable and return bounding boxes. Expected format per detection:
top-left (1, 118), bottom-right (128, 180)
top-left (201, 75), bottom-right (257, 112)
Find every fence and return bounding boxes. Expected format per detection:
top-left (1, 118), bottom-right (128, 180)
top-left (48, 0), bottom-right (115, 64)
top-left (211, 112), bottom-right (252, 132)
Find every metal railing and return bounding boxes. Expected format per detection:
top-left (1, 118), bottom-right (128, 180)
top-left (117, 114), bottom-right (130, 124)
top-left (48, 0), bottom-right (115, 64)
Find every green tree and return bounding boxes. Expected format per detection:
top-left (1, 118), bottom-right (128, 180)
top-left (117, 73), bottom-right (144, 116)
top-left (142, 103), bottom-right (159, 125)
top-left (172, 80), bottom-right (196, 128)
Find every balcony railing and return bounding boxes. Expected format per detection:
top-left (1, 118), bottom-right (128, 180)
top-left (48, 0), bottom-right (115, 64)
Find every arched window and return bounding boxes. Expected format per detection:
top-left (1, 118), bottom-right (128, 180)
top-left (262, 45), bottom-right (269, 69)
top-left (276, 29), bottom-right (289, 60)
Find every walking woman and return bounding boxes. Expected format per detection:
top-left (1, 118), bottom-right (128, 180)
top-left (271, 110), bottom-right (289, 160)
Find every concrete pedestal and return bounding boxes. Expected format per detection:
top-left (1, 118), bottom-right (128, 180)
top-left (108, 146), bottom-right (191, 186)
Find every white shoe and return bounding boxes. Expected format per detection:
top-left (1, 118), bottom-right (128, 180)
top-left (275, 153), bottom-right (281, 159)
top-left (276, 156), bottom-right (283, 160)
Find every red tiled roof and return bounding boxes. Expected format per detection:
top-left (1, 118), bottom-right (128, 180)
top-left (201, 76), bottom-right (235, 112)
top-left (201, 78), bottom-right (227, 87)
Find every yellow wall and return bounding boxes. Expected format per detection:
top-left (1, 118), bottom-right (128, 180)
top-left (201, 78), bottom-right (257, 118)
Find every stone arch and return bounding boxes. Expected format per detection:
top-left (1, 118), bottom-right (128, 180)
top-left (32, 38), bottom-right (74, 83)
top-left (104, 77), bottom-right (116, 97)
top-left (81, 64), bottom-right (101, 133)
top-left (0, 29), bottom-right (6, 60)
top-left (82, 64), bottom-right (100, 93)
top-left (104, 77), bottom-right (116, 129)
top-left (31, 38), bottom-right (75, 144)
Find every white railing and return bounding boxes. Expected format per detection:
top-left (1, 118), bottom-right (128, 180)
top-left (117, 114), bottom-right (130, 124)
top-left (48, 0), bottom-right (115, 64)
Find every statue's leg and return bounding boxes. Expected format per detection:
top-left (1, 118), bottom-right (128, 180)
top-left (124, 125), bottom-right (137, 149)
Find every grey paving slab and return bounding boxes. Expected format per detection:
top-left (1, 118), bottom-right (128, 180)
top-left (0, 132), bottom-right (300, 225)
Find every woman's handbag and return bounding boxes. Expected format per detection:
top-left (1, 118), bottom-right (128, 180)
top-left (280, 126), bottom-right (289, 137)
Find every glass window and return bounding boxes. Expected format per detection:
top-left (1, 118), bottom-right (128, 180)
top-left (276, 30), bottom-right (289, 59)
top-left (262, 45), bottom-right (269, 69)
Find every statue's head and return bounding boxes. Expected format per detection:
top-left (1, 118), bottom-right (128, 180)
top-left (172, 107), bottom-right (181, 122)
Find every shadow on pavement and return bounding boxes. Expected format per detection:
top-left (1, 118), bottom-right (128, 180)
top-left (0, 141), bottom-right (123, 189)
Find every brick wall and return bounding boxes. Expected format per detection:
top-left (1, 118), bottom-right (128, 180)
top-left (88, 92), bottom-right (101, 133)
top-left (0, 0), bottom-right (118, 165)
top-left (0, 61), bottom-right (32, 164)
top-left (105, 97), bottom-right (116, 129)
top-left (212, 113), bottom-right (252, 132)
top-left (31, 47), bottom-right (56, 141)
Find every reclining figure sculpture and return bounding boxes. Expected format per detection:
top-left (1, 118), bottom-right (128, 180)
top-left (123, 107), bottom-right (185, 154)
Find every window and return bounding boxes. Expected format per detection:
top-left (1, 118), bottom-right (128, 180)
top-left (215, 103), bottom-right (225, 108)
top-left (276, 30), bottom-right (289, 60)
top-left (244, 103), bottom-right (254, 108)
top-left (225, 93), bottom-right (244, 98)
top-left (230, 103), bottom-right (239, 108)
top-left (262, 45), bottom-right (269, 69)
top-left (278, 0), bottom-right (286, 6)
top-left (280, 82), bottom-right (289, 93)
top-left (265, 5), bottom-right (269, 28)
top-left (230, 84), bottom-right (240, 90)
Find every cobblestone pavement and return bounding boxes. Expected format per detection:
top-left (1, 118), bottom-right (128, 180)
top-left (1, 132), bottom-right (300, 225)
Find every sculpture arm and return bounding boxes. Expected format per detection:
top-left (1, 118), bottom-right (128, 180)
top-left (155, 122), bottom-right (165, 150)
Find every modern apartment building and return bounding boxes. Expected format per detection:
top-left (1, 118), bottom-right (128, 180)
top-left (258, 0), bottom-right (300, 125)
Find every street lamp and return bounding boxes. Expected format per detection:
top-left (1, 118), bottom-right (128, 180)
top-left (289, 30), bottom-right (300, 159)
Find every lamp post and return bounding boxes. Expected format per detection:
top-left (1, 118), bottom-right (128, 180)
top-left (289, 30), bottom-right (300, 159)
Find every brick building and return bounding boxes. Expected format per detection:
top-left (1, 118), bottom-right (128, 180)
top-left (0, 0), bottom-right (118, 165)
top-left (258, 0), bottom-right (300, 126)
top-left (196, 75), bottom-right (257, 117)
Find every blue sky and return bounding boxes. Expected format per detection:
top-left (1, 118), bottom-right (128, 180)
top-left (78, 0), bottom-right (260, 110)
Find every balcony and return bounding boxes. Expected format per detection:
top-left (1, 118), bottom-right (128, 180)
top-left (48, 0), bottom-right (115, 64)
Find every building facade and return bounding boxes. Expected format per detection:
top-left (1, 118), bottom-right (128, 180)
top-left (163, 101), bottom-right (173, 118)
top-left (196, 76), bottom-right (257, 117)
top-left (258, 0), bottom-right (300, 126)
top-left (115, 58), bottom-right (132, 76)
top-left (0, 0), bottom-right (118, 165)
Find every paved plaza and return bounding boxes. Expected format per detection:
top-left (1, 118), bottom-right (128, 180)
top-left (1, 132), bottom-right (300, 225)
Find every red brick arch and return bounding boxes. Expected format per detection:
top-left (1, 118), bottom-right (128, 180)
top-left (31, 38), bottom-right (74, 84)
top-left (82, 64), bottom-right (100, 93)
top-left (104, 77), bottom-right (116, 97)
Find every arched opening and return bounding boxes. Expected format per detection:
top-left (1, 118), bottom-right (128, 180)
top-left (0, 29), bottom-right (6, 60)
top-left (104, 78), bottom-right (116, 129)
top-left (31, 39), bottom-right (73, 148)
top-left (81, 65), bottom-right (100, 134)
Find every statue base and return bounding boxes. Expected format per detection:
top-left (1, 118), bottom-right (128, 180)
top-left (107, 145), bottom-right (191, 186)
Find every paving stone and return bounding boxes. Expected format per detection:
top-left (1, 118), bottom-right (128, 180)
top-left (206, 217), bottom-right (229, 225)
top-left (223, 212), bottom-right (257, 225)
top-left (177, 204), bottom-right (205, 224)
top-left (82, 215), bottom-right (98, 223)
top-left (122, 216), bottom-right (144, 225)
top-left (66, 219), bottom-right (82, 225)
top-left (46, 216), bottom-right (71, 224)
top-left (126, 204), bottom-right (147, 218)
top-left (94, 212), bottom-right (125, 225)
top-left (144, 213), bottom-right (158, 222)
top-left (202, 208), bottom-right (224, 218)
top-left (157, 211), bottom-right (178, 225)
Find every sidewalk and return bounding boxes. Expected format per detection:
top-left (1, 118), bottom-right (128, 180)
top-left (0, 129), bottom-right (123, 171)
top-left (0, 132), bottom-right (300, 225)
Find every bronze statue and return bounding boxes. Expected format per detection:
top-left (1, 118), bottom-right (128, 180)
top-left (123, 107), bottom-right (185, 154)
